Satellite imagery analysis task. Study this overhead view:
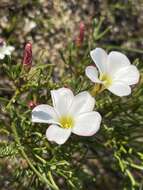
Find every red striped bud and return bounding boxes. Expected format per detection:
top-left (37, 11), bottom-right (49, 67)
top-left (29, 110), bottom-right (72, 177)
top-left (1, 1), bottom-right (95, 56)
top-left (22, 42), bottom-right (32, 70)
top-left (75, 22), bottom-right (85, 47)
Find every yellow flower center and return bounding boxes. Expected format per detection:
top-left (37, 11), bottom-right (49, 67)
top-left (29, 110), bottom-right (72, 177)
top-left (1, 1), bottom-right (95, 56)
top-left (59, 116), bottom-right (74, 129)
top-left (100, 73), bottom-right (112, 88)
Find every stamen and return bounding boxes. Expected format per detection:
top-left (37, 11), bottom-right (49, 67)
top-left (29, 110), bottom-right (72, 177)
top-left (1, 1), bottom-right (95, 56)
top-left (100, 74), bottom-right (112, 87)
top-left (59, 116), bottom-right (74, 129)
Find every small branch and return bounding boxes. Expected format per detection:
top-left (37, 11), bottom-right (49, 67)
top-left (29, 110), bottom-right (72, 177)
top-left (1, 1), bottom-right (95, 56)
top-left (11, 122), bottom-right (58, 190)
top-left (48, 171), bottom-right (60, 190)
top-left (103, 45), bottom-right (143, 54)
top-left (6, 89), bottom-right (20, 110)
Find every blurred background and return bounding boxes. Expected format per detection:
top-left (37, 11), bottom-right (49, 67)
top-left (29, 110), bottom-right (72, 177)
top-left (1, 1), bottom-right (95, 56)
top-left (0, 0), bottom-right (143, 63)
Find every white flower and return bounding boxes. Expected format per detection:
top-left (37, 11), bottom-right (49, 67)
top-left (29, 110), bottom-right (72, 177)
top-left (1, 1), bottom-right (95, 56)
top-left (32, 88), bottom-right (102, 145)
top-left (85, 48), bottom-right (140, 96)
top-left (0, 39), bottom-right (15, 60)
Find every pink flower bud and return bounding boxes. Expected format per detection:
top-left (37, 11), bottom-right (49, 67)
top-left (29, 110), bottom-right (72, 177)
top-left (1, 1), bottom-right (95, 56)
top-left (75, 22), bottom-right (85, 47)
top-left (22, 42), bottom-right (32, 70)
top-left (79, 22), bottom-right (85, 42)
top-left (28, 101), bottom-right (37, 109)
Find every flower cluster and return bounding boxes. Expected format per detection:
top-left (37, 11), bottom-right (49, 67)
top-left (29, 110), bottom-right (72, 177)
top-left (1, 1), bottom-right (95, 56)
top-left (32, 47), bottom-right (140, 145)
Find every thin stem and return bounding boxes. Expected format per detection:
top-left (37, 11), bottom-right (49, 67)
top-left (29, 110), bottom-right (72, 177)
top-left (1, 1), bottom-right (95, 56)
top-left (48, 171), bottom-right (60, 190)
top-left (103, 44), bottom-right (143, 54)
top-left (11, 122), bottom-right (57, 190)
top-left (6, 89), bottom-right (20, 110)
top-left (90, 84), bottom-right (105, 97)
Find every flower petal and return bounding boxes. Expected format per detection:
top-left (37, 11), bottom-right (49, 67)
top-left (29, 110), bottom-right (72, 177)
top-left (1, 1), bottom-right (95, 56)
top-left (90, 48), bottom-right (108, 73)
top-left (107, 51), bottom-right (131, 76)
top-left (85, 66), bottom-right (102, 83)
top-left (46, 125), bottom-right (71, 144)
top-left (72, 111), bottom-right (101, 136)
top-left (51, 88), bottom-right (74, 116)
top-left (69, 91), bottom-right (95, 116)
top-left (108, 82), bottom-right (131, 96)
top-left (113, 65), bottom-right (140, 85)
top-left (32, 104), bottom-right (58, 124)
top-left (4, 46), bottom-right (15, 55)
top-left (0, 53), bottom-right (5, 59)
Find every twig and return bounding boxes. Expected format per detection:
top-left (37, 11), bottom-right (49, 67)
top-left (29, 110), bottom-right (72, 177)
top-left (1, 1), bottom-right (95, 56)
top-left (11, 122), bottom-right (58, 190)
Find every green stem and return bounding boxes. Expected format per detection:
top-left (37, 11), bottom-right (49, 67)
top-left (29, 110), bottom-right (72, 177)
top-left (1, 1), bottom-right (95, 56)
top-left (11, 122), bottom-right (57, 190)
top-left (90, 84), bottom-right (105, 97)
top-left (6, 89), bottom-right (20, 110)
top-left (103, 44), bottom-right (143, 54)
top-left (94, 26), bottom-right (111, 41)
top-left (48, 171), bottom-right (60, 190)
top-left (126, 169), bottom-right (136, 187)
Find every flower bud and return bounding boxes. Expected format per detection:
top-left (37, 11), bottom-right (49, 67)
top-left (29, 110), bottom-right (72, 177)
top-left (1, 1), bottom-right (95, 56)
top-left (75, 22), bottom-right (85, 47)
top-left (28, 101), bottom-right (37, 109)
top-left (22, 42), bottom-right (32, 70)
